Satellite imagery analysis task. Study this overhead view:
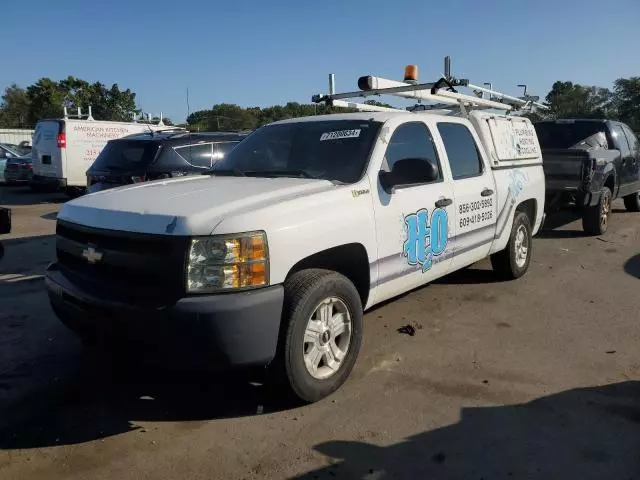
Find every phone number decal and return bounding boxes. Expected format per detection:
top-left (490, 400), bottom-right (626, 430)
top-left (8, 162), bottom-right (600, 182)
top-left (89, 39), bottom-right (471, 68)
top-left (458, 198), bottom-right (492, 214)
top-left (460, 210), bottom-right (493, 228)
top-left (458, 197), bottom-right (493, 229)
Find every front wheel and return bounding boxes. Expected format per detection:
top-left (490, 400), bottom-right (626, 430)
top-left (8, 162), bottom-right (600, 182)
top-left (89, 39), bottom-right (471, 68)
top-left (490, 211), bottom-right (533, 280)
top-left (277, 269), bottom-right (363, 403)
top-left (623, 192), bottom-right (640, 212)
top-left (582, 187), bottom-right (612, 235)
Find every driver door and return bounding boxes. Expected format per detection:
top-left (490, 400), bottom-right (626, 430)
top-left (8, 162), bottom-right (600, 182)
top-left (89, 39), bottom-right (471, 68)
top-left (372, 121), bottom-right (455, 303)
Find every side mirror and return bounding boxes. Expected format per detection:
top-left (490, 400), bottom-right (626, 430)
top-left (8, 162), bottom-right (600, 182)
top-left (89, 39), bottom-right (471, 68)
top-left (379, 157), bottom-right (439, 193)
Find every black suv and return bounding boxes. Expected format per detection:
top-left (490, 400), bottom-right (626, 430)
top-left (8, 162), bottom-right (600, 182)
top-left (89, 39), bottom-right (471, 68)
top-left (86, 130), bottom-right (249, 193)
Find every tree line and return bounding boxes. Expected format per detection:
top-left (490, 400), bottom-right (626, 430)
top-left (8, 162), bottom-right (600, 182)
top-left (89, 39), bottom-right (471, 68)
top-left (1, 75), bottom-right (639, 132)
top-left (0, 77), bottom-right (172, 128)
top-left (186, 79), bottom-right (640, 132)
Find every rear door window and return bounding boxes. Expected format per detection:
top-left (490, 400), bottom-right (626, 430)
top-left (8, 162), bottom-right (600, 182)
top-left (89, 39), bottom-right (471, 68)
top-left (212, 141), bottom-right (239, 162)
top-left (174, 143), bottom-right (213, 168)
top-left (437, 123), bottom-right (483, 179)
top-left (90, 140), bottom-right (159, 171)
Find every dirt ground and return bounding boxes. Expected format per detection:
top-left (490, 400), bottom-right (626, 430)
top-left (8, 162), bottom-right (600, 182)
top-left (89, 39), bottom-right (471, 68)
top-left (1, 184), bottom-right (639, 480)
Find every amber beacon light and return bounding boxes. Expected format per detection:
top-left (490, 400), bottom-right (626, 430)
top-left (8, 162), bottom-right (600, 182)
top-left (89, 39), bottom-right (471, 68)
top-left (403, 65), bottom-right (419, 84)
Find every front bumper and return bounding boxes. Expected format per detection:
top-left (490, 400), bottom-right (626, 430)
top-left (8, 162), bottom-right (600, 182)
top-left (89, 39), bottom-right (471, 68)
top-left (45, 263), bottom-right (284, 368)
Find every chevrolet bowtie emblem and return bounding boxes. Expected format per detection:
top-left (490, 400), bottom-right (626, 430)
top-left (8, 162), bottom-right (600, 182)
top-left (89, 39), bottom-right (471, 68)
top-left (82, 246), bottom-right (103, 264)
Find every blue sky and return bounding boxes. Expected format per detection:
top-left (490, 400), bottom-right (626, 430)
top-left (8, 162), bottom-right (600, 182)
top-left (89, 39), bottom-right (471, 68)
top-left (2, 0), bottom-right (639, 122)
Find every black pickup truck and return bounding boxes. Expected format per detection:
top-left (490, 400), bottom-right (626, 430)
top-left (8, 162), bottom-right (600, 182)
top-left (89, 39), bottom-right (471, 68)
top-left (534, 119), bottom-right (640, 235)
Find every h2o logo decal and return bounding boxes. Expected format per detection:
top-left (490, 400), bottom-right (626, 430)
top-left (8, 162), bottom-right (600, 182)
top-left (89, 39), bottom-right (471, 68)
top-left (403, 208), bottom-right (448, 272)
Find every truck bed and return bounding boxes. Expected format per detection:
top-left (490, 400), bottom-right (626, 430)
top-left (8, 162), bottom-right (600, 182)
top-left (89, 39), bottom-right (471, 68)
top-left (543, 148), bottom-right (619, 191)
top-left (542, 149), bottom-right (591, 192)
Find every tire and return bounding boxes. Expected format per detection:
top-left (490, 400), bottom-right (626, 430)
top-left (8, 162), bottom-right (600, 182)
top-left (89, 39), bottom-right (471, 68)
top-left (623, 192), bottom-right (640, 212)
top-left (582, 187), bottom-right (612, 235)
top-left (490, 210), bottom-right (533, 280)
top-left (277, 269), bottom-right (363, 403)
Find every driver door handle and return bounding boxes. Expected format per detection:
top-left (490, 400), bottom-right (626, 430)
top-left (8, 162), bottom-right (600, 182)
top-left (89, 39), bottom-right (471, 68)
top-left (481, 188), bottom-right (494, 197)
top-left (435, 198), bottom-right (453, 208)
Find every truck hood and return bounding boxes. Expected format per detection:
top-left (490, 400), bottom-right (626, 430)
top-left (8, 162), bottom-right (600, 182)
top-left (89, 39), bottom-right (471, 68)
top-left (58, 175), bottom-right (334, 235)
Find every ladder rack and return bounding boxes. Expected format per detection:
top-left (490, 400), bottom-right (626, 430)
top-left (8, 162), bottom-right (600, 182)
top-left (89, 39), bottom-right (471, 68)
top-left (312, 56), bottom-right (549, 117)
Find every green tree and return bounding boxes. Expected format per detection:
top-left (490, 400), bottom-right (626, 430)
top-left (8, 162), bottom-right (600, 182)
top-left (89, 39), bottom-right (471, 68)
top-left (613, 77), bottom-right (640, 131)
top-left (24, 76), bottom-right (138, 124)
top-left (25, 78), bottom-right (67, 124)
top-left (147, 116), bottom-right (174, 126)
top-left (0, 84), bottom-right (30, 128)
top-left (188, 104), bottom-right (259, 131)
top-left (186, 102), bottom-right (359, 132)
top-left (545, 81), bottom-right (615, 119)
top-left (365, 99), bottom-right (395, 109)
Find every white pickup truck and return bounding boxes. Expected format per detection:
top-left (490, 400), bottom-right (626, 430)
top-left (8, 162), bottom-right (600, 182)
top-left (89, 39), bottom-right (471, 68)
top-left (46, 104), bottom-right (545, 402)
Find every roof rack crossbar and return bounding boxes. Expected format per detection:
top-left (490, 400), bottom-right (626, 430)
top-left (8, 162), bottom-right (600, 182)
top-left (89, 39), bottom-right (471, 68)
top-left (312, 56), bottom-right (549, 116)
top-left (312, 80), bottom-right (438, 103)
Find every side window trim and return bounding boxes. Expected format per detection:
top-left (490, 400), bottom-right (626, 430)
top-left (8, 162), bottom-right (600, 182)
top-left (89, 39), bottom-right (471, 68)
top-left (380, 121), bottom-right (444, 188)
top-left (437, 122), bottom-right (485, 181)
top-left (174, 142), bottom-right (214, 168)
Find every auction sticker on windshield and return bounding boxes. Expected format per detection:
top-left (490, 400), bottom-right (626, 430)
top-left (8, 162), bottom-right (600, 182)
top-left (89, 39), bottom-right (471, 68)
top-left (320, 129), bottom-right (361, 141)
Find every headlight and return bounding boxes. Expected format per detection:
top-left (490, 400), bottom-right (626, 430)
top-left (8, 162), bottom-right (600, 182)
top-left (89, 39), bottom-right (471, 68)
top-left (186, 231), bottom-right (268, 293)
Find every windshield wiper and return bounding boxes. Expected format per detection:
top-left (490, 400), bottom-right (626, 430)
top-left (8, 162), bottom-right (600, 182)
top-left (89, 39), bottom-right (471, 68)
top-left (244, 170), bottom-right (318, 179)
top-left (208, 168), bottom-right (246, 177)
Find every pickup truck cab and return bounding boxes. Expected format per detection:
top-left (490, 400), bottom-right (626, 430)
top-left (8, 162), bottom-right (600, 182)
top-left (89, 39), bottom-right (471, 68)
top-left (534, 119), bottom-right (640, 234)
top-left (46, 110), bottom-right (545, 402)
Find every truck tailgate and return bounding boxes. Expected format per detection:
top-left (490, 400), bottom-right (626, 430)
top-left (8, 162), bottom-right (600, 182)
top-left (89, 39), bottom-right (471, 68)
top-left (542, 149), bottom-right (590, 191)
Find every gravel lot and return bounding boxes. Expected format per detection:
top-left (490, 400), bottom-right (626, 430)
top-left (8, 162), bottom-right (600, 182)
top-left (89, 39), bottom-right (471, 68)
top-left (1, 184), bottom-right (639, 480)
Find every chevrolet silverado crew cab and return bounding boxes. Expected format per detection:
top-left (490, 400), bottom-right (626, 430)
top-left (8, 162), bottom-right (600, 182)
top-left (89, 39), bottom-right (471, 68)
top-left (535, 118), bottom-right (640, 235)
top-left (45, 71), bottom-right (546, 403)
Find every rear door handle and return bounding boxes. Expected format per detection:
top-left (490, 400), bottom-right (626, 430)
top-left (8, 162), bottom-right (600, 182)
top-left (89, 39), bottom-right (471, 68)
top-left (435, 198), bottom-right (453, 208)
top-left (481, 188), bottom-right (494, 197)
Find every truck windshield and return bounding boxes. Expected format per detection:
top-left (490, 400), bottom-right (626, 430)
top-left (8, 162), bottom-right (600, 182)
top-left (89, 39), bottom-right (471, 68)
top-left (534, 121), bottom-right (608, 149)
top-left (90, 140), bottom-right (160, 171)
top-left (211, 120), bottom-right (382, 183)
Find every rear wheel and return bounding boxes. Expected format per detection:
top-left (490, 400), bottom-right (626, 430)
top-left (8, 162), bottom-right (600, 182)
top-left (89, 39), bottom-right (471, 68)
top-left (490, 211), bottom-right (532, 280)
top-left (582, 187), bottom-right (612, 235)
top-left (623, 192), bottom-right (640, 212)
top-left (276, 269), bottom-right (363, 403)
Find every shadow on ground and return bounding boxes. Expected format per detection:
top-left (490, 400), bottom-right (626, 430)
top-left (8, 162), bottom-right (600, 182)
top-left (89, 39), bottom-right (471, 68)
top-left (623, 254), bottom-right (640, 279)
top-left (0, 235), bottom-right (55, 287)
top-left (536, 211), bottom-right (586, 239)
top-left (0, 353), bottom-right (296, 449)
top-left (0, 186), bottom-right (66, 207)
top-left (297, 381), bottom-right (640, 480)
top-left (435, 266), bottom-right (505, 285)
top-left (40, 211), bottom-right (58, 220)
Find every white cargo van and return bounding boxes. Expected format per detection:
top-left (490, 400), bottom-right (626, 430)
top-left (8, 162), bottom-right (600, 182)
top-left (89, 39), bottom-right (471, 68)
top-left (31, 108), bottom-right (177, 197)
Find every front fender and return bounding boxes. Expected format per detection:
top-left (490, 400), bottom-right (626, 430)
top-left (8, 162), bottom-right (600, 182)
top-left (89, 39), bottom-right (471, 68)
top-left (211, 181), bottom-right (378, 285)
